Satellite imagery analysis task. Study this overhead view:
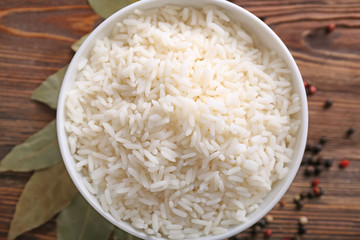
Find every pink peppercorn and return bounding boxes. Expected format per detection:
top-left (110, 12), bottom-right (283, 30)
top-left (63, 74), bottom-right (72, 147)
top-left (264, 229), bottom-right (272, 237)
top-left (309, 85), bottom-right (317, 95)
top-left (327, 23), bottom-right (336, 33)
top-left (312, 179), bottom-right (320, 187)
top-left (339, 159), bottom-right (350, 168)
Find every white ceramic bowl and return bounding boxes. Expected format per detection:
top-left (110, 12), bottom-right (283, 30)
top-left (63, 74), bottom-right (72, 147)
top-left (57, 0), bottom-right (308, 239)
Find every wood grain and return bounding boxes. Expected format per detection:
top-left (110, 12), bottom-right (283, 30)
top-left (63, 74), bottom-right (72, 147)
top-left (1, 0), bottom-right (359, 239)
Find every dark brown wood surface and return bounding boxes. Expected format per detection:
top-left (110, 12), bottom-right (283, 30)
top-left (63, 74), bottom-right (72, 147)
top-left (0, 0), bottom-right (359, 239)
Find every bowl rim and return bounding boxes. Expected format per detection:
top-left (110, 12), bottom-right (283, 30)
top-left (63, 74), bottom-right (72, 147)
top-left (57, 0), bottom-right (308, 239)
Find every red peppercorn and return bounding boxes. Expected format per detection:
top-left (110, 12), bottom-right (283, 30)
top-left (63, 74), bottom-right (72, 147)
top-left (313, 187), bottom-right (321, 196)
top-left (264, 229), bottom-right (272, 237)
top-left (303, 80), bottom-right (309, 88)
top-left (327, 23), bottom-right (336, 33)
top-left (309, 85), bottom-right (317, 95)
top-left (312, 178), bottom-right (320, 187)
top-left (339, 159), bottom-right (350, 168)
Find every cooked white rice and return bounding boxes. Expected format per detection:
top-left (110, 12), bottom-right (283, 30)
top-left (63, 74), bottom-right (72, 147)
top-left (65, 5), bottom-right (301, 239)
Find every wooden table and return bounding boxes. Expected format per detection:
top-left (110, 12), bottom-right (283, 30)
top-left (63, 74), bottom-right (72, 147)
top-left (0, 0), bottom-right (359, 239)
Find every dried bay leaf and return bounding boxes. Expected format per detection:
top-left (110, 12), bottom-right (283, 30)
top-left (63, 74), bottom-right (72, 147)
top-left (31, 65), bottom-right (68, 109)
top-left (57, 194), bottom-right (113, 240)
top-left (0, 120), bottom-right (61, 172)
top-left (114, 227), bottom-right (141, 240)
top-left (8, 162), bottom-right (78, 240)
top-left (71, 33), bottom-right (90, 52)
top-left (88, 0), bottom-right (138, 19)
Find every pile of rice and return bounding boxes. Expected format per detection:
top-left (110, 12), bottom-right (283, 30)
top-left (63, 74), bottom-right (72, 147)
top-left (65, 5), bottom-right (301, 239)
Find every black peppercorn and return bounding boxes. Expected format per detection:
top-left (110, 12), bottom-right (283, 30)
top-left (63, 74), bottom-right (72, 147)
top-left (305, 165), bottom-right (315, 176)
top-left (312, 144), bottom-right (322, 154)
top-left (314, 166), bottom-right (322, 176)
top-left (307, 191), bottom-right (315, 199)
top-left (295, 200), bottom-right (304, 210)
top-left (324, 158), bottom-right (333, 168)
top-left (298, 225), bottom-right (307, 235)
top-left (319, 136), bottom-right (328, 145)
top-left (258, 218), bottom-right (267, 228)
top-left (346, 126), bottom-right (356, 137)
top-left (323, 99), bottom-right (333, 109)
top-left (251, 225), bottom-right (262, 235)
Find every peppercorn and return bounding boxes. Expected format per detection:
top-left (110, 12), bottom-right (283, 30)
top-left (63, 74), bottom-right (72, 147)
top-left (346, 126), bottom-right (356, 137)
top-left (305, 165), bottom-right (315, 176)
top-left (294, 194), bottom-right (301, 202)
top-left (299, 216), bottom-right (308, 225)
top-left (323, 99), bottom-right (333, 109)
top-left (302, 156), bottom-right (310, 165)
top-left (300, 192), bottom-right (307, 200)
top-left (307, 157), bottom-right (315, 166)
top-left (258, 218), bottom-right (267, 228)
top-left (312, 178), bottom-right (320, 187)
top-left (339, 159), bottom-right (350, 168)
top-left (314, 157), bottom-right (323, 166)
top-left (266, 215), bottom-right (274, 223)
top-left (327, 23), bottom-right (336, 33)
top-left (264, 229), bottom-right (272, 238)
top-left (307, 191), bottom-right (315, 199)
top-left (298, 225), bottom-right (307, 235)
top-left (303, 80), bottom-right (309, 88)
top-left (295, 200), bottom-right (304, 210)
top-left (312, 144), bottom-right (322, 154)
top-left (279, 199), bottom-right (287, 207)
top-left (324, 158), bottom-right (333, 168)
top-left (309, 85), bottom-right (317, 95)
top-left (313, 187), bottom-right (321, 196)
top-left (252, 225), bottom-right (262, 235)
top-left (305, 143), bottom-right (313, 152)
top-left (319, 136), bottom-right (328, 145)
top-left (314, 166), bottom-right (322, 176)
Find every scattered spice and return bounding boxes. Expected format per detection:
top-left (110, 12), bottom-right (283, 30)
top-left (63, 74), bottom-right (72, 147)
top-left (312, 144), bottom-right (322, 154)
top-left (299, 216), bottom-right (309, 225)
top-left (314, 166), bottom-right (322, 176)
top-left (313, 187), bottom-right (321, 196)
top-left (323, 99), bottom-right (333, 109)
top-left (266, 215), bottom-right (274, 223)
top-left (312, 179), bottom-right (320, 187)
top-left (308, 156), bottom-right (315, 165)
top-left (346, 126), bottom-right (356, 137)
top-left (300, 192), bottom-right (307, 200)
top-left (309, 85), bottom-right (317, 95)
top-left (307, 191), bottom-right (315, 199)
top-left (303, 80), bottom-right (309, 88)
top-left (252, 225), bottom-right (262, 235)
top-left (305, 143), bottom-right (313, 152)
top-left (264, 229), bottom-right (272, 238)
top-left (319, 136), bottom-right (328, 145)
top-left (295, 200), bottom-right (304, 210)
top-left (327, 23), bottom-right (336, 33)
top-left (294, 194), bottom-right (301, 202)
top-left (324, 158), bottom-right (333, 168)
top-left (298, 225), bottom-right (307, 235)
top-left (314, 157), bottom-right (322, 166)
top-left (305, 165), bottom-right (315, 176)
top-left (258, 218), bottom-right (267, 228)
top-left (339, 159), bottom-right (350, 168)
top-left (279, 199), bottom-right (287, 207)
